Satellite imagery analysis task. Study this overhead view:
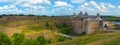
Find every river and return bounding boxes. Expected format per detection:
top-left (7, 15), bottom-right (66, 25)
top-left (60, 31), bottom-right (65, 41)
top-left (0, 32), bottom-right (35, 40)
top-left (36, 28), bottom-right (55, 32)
top-left (114, 22), bottom-right (120, 25)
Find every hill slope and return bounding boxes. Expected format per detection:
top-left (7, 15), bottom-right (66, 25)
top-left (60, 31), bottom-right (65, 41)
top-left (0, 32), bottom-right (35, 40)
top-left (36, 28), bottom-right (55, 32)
top-left (50, 31), bottom-right (120, 45)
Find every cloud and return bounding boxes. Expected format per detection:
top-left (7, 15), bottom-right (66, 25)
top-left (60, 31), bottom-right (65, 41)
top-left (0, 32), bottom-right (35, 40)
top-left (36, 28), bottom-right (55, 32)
top-left (23, 0), bottom-right (51, 5)
top-left (21, 3), bottom-right (33, 8)
top-left (77, 1), bottom-right (118, 15)
top-left (0, 5), bottom-right (16, 10)
top-left (51, 7), bottom-right (74, 15)
top-left (0, 0), bottom-right (8, 2)
top-left (71, 0), bottom-right (85, 3)
top-left (108, 3), bottom-right (115, 8)
top-left (52, 1), bottom-right (74, 15)
top-left (54, 1), bottom-right (74, 8)
top-left (118, 6), bottom-right (120, 8)
top-left (0, 4), bottom-right (48, 15)
top-left (2, 0), bottom-right (51, 5)
top-left (78, 2), bottom-right (95, 13)
top-left (100, 3), bottom-right (108, 10)
top-left (90, 1), bottom-right (107, 12)
top-left (0, 5), bottom-right (25, 14)
top-left (24, 6), bottom-right (48, 15)
top-left (84, 2), bottom-right (89, 6)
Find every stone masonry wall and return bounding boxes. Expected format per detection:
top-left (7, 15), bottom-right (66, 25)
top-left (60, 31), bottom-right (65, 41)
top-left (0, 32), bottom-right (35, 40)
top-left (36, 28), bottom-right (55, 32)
top-left (85, 20), bottom-right (100, 34)
top-left (73, 19), bottom-right (83, 35)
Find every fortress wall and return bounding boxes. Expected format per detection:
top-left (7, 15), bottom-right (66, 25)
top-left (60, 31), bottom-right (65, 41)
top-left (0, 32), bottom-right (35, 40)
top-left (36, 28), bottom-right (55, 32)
top-left (73, 20), bottom-right (83, 35)
top-left (0, 16), bottom-right (36, 23)
top-left (86, 20), bottom-right (100, 34)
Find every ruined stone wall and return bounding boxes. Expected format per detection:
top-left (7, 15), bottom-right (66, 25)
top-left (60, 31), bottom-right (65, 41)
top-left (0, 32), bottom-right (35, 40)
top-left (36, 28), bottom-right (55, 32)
top-left (86, 20), bottom-right (100, 34)
top-left (0, 16), bottom-right (36, 24)
top-left (103, 21), bottom-right (115, 29)
top-left (72, 19), bottom-right (83, 35)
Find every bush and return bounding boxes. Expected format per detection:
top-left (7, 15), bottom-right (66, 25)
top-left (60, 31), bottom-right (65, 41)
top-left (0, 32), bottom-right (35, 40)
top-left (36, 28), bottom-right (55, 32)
top-left (56, 23), bottom-right (73, 35)
top-left (0, 32), bottom-right (11, 45)
top-left (36, 36), bottom-right (52, 45)
top-left (20, 39), bottom-right (37, 45)
top-left (12, 33), bottom-right (24, 45)
top-left (56, 36), bottom-right (65, 42)
top-left (36, 36), bottom-right (46, 45)
top-left (61, 27), bottom-right (73, 35)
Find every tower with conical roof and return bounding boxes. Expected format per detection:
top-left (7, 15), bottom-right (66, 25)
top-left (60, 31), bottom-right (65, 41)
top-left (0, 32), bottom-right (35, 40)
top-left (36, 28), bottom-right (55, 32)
top-left (78, 11), bottom-right (83, 17)
top-left (84, 12), bottom-right (88, 16)
top-left (97, 13), bottom-right (100, 17)
top-left (73, 12), bottom-right (77, 18)
top-left (96, 13), bottom-right (102, 20)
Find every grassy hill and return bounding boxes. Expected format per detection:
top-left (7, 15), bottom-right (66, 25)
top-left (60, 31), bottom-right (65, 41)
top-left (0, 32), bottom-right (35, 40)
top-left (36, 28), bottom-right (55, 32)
top-left (50, 30), bottom-right (120, 45)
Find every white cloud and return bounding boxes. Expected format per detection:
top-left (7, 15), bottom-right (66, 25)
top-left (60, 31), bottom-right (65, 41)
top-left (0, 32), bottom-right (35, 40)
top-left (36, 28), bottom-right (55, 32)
top-left (100, 3), bottom-right (108, 10)
top-left (118, 6), bottom-right (120, 8)
top-left (84, 2), bottom-right (88, 6)
top-left (108, 3), bottom-right (115, 8)
top-left (51, 7), bottom-right (74, 15)
top-left (25, 0), bottom-right (51, 5)
top-left (0, 0), bottom-right (51, 5)
top-left (0, 0), bottom-right (49, 15)
top-left (0, 5), bottom-right (16, 10)
top-left (54, 1), bottom-right (73, 8)
top-left (0, 5), bottom-right (25, 14)
top-left (77, 1), bottom-right (117, 15)
top-left (90, 1), bottom-right (107, 12)
top-left (21, 3), bottom-right (32, 8)
top-left (0, 0), bottom-right (8, 2)
top-left (71, 0), bottom-right (85, 3)
top-left (24, 6), bottom-right (48, 15)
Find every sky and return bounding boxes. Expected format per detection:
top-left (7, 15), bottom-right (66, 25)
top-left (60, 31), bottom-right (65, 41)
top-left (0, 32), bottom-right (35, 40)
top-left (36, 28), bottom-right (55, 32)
top-left (0, 0), bottom-right (120, 16)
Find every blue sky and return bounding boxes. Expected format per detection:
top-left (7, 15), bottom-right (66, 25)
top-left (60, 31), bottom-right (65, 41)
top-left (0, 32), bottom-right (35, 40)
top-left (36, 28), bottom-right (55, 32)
top-left (0, 0), bottom-right (120, 16)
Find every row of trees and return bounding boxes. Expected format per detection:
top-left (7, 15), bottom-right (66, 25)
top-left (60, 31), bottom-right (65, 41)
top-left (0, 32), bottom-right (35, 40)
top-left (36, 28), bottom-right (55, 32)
top-left (101, 16), bottom-right (120, 22)
top-left (0, 32), bottom-right (66, 45)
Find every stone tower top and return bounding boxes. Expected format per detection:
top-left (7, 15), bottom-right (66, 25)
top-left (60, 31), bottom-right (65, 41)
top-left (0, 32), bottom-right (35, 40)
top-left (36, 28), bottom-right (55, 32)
top-left (84, 12), bottom-right (88, 16)
top-left (78, 11), bottom-right (83, 17)
top-left (73, 12), bottom-right (77, 17)
top-left (97, 13), bottom-right (100, 17)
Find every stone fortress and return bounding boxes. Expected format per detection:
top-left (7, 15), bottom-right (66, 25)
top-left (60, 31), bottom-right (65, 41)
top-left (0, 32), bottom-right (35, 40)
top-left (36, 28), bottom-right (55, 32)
top-left (71, 11), bottom-right (114, 35)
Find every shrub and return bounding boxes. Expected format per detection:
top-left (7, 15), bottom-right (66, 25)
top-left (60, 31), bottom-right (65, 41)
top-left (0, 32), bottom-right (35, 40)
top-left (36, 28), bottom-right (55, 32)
top-left (56, 36), bottom-right (65, 42)
top-left (0, 32), bottom-right (11, 45)
top-left (20, 39), bottom-right (37, 45)
top-left (36, 36), bottom-right (46, 45)
top-left (12, 33), bottom-right (24, 45)
top-left (36, 36), bottom-right (52, 45)
top-left (56, 23), bottom-right (73, 35)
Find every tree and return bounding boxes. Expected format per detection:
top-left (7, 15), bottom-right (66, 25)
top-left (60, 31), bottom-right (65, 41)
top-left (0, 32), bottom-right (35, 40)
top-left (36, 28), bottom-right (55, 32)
top-left (0, 32), bottom-right (11, 45)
